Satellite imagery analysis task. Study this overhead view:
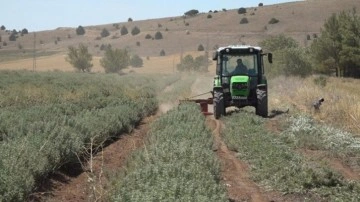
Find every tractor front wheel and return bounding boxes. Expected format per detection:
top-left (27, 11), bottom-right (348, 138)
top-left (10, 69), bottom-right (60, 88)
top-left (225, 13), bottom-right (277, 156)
top-left (256, 89), bottom-right (268, 118)
top-left (213, 90), bottom-right (225, 119)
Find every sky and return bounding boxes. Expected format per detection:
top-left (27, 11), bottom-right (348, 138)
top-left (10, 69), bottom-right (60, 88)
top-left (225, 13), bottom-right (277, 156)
top-left (2, 0), bottom-right (301, 32)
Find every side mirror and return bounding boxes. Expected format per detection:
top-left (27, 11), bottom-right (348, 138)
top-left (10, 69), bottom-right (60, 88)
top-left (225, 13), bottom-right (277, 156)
top-left (216, 64), bottom-right (221, 75)
top-left (212, 52), bottom-right (218, 61)
top-left (268, 53), bottom-right (273, 64)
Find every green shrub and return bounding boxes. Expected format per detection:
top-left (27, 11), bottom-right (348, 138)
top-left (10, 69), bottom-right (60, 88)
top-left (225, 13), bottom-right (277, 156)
top-left (120, 26), bottom-right (128, 35)
top-left (160, 49), bottom-right (165, 56)
top-left (184, 9), bottom-right (199, 17)
top-left (238, 7), bottom-right (246, 14)
top-left (269, 18), bottom-right (280, 24)
top-left (240, 17), bottom-right (249, 24)
top-left (130, 54), bottom-right (143, 67)
top-left (101, 28), bottom-right (110, 38)
top-left (207, 14), bottom-right (212, 19)
top-left (131, 26), bottom-right (140, 35)
top-left (21, 28), bottom-right (28, 35)
top-left (9, 33), bottom-right (17, 41)
top-left (76, 25), bottom-right (85, 35)
top-left (197, 44), bottom-right (204, 51)
top-left (145, 34), bottom-right (152, 39)
top-left (66, 43), bottom-right (93, 72)
top-left (154, 31), bottom-right (163, 40)
top-left (100, 47), bottom-right (129, 73)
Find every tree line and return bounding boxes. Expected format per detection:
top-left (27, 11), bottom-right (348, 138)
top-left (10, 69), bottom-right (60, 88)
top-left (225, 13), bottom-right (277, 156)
top-left (66, 44), bottom-right (143, 73)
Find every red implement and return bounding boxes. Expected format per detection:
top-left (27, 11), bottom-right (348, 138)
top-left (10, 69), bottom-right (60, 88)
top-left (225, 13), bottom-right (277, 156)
top-left (179, 98), bottom-right (213, 116)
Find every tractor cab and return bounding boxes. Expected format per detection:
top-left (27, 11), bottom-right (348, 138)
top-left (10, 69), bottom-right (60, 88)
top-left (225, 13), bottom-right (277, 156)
top-left (212, 45), bottom-right (272, 119)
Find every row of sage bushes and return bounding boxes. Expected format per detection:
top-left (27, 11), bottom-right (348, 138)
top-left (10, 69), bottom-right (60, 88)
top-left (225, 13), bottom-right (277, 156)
top-left (110, 103), bottom-right (227, 201)
top-left (222, 111), bottom-right (360, 201)
top-left (0, 71), bottom-right (159, 201)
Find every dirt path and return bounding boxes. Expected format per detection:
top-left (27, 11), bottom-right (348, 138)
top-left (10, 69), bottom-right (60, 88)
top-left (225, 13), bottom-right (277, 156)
top-left (207, 117), bottom-right (270, 202)
top-left (31, 115), bottom-right (156, 202)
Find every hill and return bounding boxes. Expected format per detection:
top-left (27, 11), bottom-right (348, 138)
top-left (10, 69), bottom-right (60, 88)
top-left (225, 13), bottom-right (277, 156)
top-left (0, 0), bottom-right (360, 72)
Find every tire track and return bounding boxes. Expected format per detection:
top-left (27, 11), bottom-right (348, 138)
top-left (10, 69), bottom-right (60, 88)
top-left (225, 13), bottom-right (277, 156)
top-left (209, 117), bottom-right (269, 202)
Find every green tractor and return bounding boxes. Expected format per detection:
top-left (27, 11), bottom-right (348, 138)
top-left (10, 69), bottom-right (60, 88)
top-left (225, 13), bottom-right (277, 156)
top-left (212, 45), bottom-right (272, 119)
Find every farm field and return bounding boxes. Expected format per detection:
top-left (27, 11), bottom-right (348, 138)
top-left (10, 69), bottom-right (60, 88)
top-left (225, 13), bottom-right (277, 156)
top-left (1, 0), bottom-right (360, 200)
top-left (0, 68), bottom-right (359, 201)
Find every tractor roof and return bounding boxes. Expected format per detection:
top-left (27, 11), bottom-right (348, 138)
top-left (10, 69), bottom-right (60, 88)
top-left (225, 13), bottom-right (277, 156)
top-left (217, 45), bottom-right (262, 52)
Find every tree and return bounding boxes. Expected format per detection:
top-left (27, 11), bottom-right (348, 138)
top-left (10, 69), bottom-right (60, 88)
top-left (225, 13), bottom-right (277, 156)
top-left (159, 49), bottom-right (166, 56)
top-left (176, 54), bottom-right (209, 72)
top-left (100, 47), bottom-right (129, 73)
top-left (177, 55), bottom-right (194, 71)
top-left (101, 28), bottom-right (110, 38)
top-left (194, 55), bottom-right (209, 72)
top-left (259, 34), bottom-right (298, 52)
top-left (238, 7), bottom-right (247, 14)
top-left (21, 28), bottom-right (28, 35)
top-left (145, 34), bottom-right (152, 39)
top-left (128, 18), bottom-right (133, 22)
top-left (9, 33), bottom-right (17, 41)
top-left (76, 26), bottom-right (85, 35)
top-left (0, 25), bottom-right (5, 30)
top-left (258, 3), bottom-right (264, 7)
top-left (66, 44), bottom-right (93, 72)
top-left (130, 54), bottom-right (143, 67)
top-left (280, 48), bottom-right (312, 77)
top-left (311, 9), bottom-right (360, 77)
top-left (154, 31), bottom-right (163, 40)
top-left (260, 34), bottom-right (312, 77)
top-left (184, 9), bottom-right (199, 17)
top-left (240, 18), bottom-right (249, 24)
top-left (269, 18), bottom-right (279, 24)
top-left (131, 26), bottom-right (140, 35)
top-left (120, 26), bottom-right (128, 35)
top-left (197, 44), bottom-right (204, 51)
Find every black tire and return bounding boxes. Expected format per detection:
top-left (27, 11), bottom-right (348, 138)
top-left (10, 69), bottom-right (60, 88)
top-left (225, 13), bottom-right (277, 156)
top-left (213, 90), bottom-right (225, 119)
top-left (256, 89), bottom-right (268, 118)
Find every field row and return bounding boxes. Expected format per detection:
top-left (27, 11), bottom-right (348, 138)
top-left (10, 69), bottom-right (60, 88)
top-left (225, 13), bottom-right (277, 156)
top-left (0, 71), bottom-right (175, 201)
top-left (110, 103), bottom-right (227, 201)
top-left (223, 110), bottom-right (360, 201)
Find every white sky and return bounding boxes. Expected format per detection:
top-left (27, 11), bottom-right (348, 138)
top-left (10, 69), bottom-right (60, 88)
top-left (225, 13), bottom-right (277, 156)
top-left (1, 0), bottom-right (301, 32)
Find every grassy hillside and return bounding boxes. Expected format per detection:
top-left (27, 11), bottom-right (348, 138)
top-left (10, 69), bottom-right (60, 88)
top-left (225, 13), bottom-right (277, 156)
top-left (1, 0), bottom-right (359, 60)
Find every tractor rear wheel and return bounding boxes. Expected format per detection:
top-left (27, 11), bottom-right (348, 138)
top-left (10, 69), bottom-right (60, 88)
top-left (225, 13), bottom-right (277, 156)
top-left (256, 89), bottom-right (268, 117)
top-left (213, 90), bottom-right (225, 119)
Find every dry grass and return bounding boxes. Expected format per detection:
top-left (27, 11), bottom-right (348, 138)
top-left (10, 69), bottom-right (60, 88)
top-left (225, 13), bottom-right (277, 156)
top-left (0, 50), bottom-right (216, 75)
top-left (269, 76), bottom-right (360, 135)
top-left (1, 0), bottom-right (359, 59)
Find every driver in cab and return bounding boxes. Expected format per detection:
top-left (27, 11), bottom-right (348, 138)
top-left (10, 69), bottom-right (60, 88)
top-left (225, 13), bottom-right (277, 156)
top-left (231, 59), bottom-right (248, 75)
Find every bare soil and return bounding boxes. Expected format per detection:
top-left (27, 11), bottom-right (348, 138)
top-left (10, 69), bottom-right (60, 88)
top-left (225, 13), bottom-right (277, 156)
top-left (207, 117), bottom-right (270, 202)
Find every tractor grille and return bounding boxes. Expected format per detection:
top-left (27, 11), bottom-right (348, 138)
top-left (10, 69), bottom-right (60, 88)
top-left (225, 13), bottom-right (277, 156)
top-left (232, 82), bottom-right (249, 96)
top-left (232, 82), bottom-right (248, 90)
